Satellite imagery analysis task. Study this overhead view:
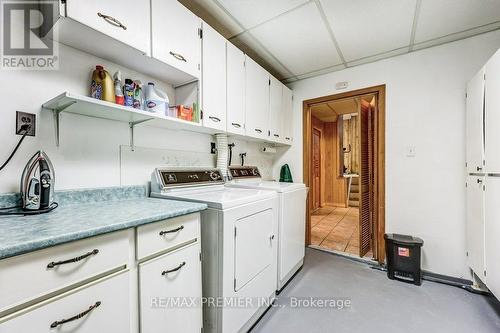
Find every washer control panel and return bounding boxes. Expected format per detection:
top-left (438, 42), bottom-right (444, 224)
top-left (229, 166), bottom-right (261, 179)
top-left (159, 169), bottom-right (223, 187)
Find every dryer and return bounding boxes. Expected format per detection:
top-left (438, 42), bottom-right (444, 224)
top-left (227, 166), bottom-right (307, 291)
top-left (151, 168), bottom-right (279, 333)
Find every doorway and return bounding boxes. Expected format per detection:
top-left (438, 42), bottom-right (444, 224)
top-left (303, 85), bottom-right (385, 263)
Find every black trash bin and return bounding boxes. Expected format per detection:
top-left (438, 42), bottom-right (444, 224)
top-left (384, 233), bottom-right (424, 286)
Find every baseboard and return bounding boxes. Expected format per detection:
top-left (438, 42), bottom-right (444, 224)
top-left (422, 270), bottom-right (472, 286)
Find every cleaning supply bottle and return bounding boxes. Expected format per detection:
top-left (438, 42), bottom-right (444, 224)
top-left (91, 65), bottom-right (114, 102)
top-left (144, 82), bottom-right (169, 114)
top-left (124, 79), bottom-right (135, 107)
top-left (113, 70), bottom-right (124, 105)
top-left (133, 80), bottom-right (143, 109)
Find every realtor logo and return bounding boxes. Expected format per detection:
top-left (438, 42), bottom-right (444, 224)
top-left (1, 0), bottom-right (58, 70)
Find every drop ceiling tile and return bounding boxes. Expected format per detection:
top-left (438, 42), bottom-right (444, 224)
top-left (230, 33), bottom-right (295, 80)
top-left (216, 0), bottom-right (308, 29)
top-left (319, 0), bottom-right (416, 62)
top-left (249, 2), bottom-right (342, 77)
top-left (415, 0), bottom-right (500, 43)
top-left (346, 46), bottom-right (409, 67)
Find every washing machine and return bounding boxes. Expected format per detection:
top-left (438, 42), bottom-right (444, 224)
top-left (150, 168), bottom-right (279, 333)
top-left (227, 166), bottom-right (307, 291)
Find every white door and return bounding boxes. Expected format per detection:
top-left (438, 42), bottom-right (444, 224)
top-left (139, 243), bottom-right (202, 333)
top-left (245, 57), bottom-right (270, 140)
top-left (226, 42), bottom-right (246, 135)
top-left (202, 23), bottom-right (226, 131)
top-left (65, 0), bottom-right (150, 54)
top-left (485, 49), bottom-right (500, 173)
top-left (466, 67), bottom-right (485, 174)
top-left (282, 86), bottom-right (294, 144)
top-left (485, 176), bottom-right (500, 299)
top-left (269, 76), bottom-right (283, 142)
top-left (151, 0), bottom-right (201, 78)
top-left (466, 175), bottom-right (486, 280)
top-left (234, 209), bottom-right (274, 291)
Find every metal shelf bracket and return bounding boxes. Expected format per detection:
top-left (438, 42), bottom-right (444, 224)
top-left (45, 100), bottom-right (77, 147)
top-left (129, 119), bottom-right (152, 151)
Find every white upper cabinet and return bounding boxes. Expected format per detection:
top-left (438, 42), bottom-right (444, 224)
top-left (245, 57), bottom-right (270, 140)
top-left (151, 0), bottom-right (201, 79)
top-left (65, 0), bottom-right (150, 54)
top-left (282, 86), bottom-right (294, 143)
top-left (485, 49), bottom-right (500, 173)
top-left (269, 77), bottom-right (283, 141)
top-left (226, 42), bottom-right (246, 135)
top-left (201, 23), bottom-right (226, 132)
top-left (466, 67), bottom-right (485, 174)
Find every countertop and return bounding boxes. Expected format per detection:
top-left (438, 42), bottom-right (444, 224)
top-left (0, 186), bottom-right (207, 260)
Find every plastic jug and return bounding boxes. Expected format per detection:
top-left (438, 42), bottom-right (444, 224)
top-left (91, 65), bottom-right (114, 102)
top-left (144, 82), bottom-right (169, 114)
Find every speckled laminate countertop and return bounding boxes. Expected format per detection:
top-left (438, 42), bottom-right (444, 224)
top-left (0, 186), bottom-right (206, 260)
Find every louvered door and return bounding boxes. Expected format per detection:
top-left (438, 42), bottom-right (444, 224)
top-left (359, 101), bottom-right (373, 257)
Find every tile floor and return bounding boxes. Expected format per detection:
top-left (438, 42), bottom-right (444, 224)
top-left (311, 206), bottom-right (372, 258)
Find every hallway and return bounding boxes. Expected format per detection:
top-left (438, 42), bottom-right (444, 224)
top-left (311, 206), bottom-right (372, 258)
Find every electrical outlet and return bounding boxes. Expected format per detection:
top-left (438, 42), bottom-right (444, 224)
top-left (211, 142), bottom-right (216, 154)
top-left (16, 111), bottom-right (36, 136)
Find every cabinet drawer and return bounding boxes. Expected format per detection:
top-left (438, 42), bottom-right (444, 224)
top-left (139, 243), bottom-right (202, 333)
top-left (65, 0), bottom-right (150, 54)
top-left (0, 230), bottom-right (129, 312)
top-left (136, 213), bottom-right (200, 260)
top-left (0, 270), bottom-right (130, 333)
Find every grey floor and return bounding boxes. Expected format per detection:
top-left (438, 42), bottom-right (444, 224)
top-left (251, 248), bottom-right (500, 333)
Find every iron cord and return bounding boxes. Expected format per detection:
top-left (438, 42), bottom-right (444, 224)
top-left (0, 124), bottom-right (31, 172)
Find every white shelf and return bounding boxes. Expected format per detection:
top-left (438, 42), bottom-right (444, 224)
top-left (42, 92), bottom-right (208, 147)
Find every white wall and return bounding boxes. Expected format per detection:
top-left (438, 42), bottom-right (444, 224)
top-left (0, 43), bottom-right (275, 193)
top-left (275, 30), bottom-right (500, 278)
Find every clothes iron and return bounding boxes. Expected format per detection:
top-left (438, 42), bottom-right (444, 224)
top-left (20, 150), bottom-right (56, 212)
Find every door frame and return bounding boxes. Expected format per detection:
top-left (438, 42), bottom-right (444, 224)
top-left (303, 85), bottom-right (386, 263)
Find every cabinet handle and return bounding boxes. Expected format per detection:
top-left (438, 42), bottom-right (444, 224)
top-left (477, 179), bottom-right (483, 184)
top-left (254, 128), bottom-right (262, 133)
top-left (169, 51), bottom-right (187, 62)
top-left (231, 122), bottom-right (241, 128)
top-left (209, 116), bottom-right (221, 122)
top-left (159, 225), bottom-right (184, 236)
top-left (162, 261), bottom-right (186, 276)
top-left (270, 235), bottom-right (275, 240)
top-left (285, 137), bottom-right (291, 140)
top-left (274, 134), bottom-right (280, 138)
top-left (477, 166), bottom-right (483, 171)
top-left (97, 13), bottom-right (127, 30)
top-left (47, 249), bottom-right (99, 269)
top-left (50, 301), bottom-right (101, 328)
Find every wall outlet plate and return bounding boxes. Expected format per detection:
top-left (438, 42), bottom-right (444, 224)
top-left (211, 142), bottom-right (216, 154)
top-left (16, 111), bottom-right (36, 136)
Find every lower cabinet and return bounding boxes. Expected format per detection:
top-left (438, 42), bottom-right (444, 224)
top-left (485, 176), bottom-right (500, 298)
top-left (0, 271), bottom-right (130, 333)
top-left (139, 242), bottom-right (202, 333)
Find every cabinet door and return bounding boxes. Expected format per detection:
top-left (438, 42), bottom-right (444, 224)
top-left (0, 272), bottom-right (130, 333)
top-left (466, 175), bottom-right (486, 280)
top-left (226, 42), bottom-right (246, 135)
top-left (282, 86), bottom-right (294, 144)
top-left (269, 76), bottom-right (283, 142)
top-left (485, 49), bottom-right (500, 173)
top-left (245, 56), bottom-right (270, 140)
top-left (151, 0), bottom-right (201, 78)
top-left (139, 243), bottom-right (202, 333)
top-left (466, 67), bottom-right (485, 174)
top-left (202, 23), bottom-right (226, 131)
top-left (485, 176), bottom-right (500, 298)
top-left (65, 0), bottom-right (150, 54)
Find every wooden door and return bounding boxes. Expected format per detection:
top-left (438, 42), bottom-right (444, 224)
top-left (359, 101), bottom-right (374, 257)
top-left (313, 129), bottom-right (321, 210)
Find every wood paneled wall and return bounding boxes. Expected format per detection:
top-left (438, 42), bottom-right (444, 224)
top-left (312, 116), bottom-right (347, 207)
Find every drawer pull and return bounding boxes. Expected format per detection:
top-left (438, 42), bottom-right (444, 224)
top-left (47, 249), bottom-right (99, 269)
top-left (97, 13), bottom-right (127, 30)
top-left (209, 116), bottom-right (221, 122)
top-left (162, 261), bottom-right (186, 276)
top-left (50, 301), bottom-right (101, 328)
top-left (254, 128), bottom-right (262, 133)
top-left (274, 134), bottom-right (280, 138)
top-left (285, 137), bottom-right (291, 140)
top-left (159, 225), bottom-right (184, 236)
top-left (169, 51), bottom-right (187, 62)
top-left (231, 122), bottom-right (241, 128)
